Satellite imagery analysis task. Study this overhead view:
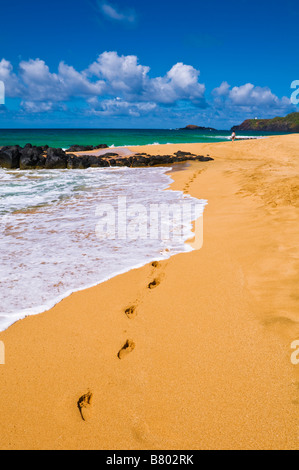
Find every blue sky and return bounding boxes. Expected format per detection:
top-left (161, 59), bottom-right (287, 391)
top-left (0, 0), bottom-right (298, 129)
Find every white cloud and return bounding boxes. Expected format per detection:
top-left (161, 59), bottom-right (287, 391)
top-left (20, 100), bottom-right (66, 114)
top-left (148, 63), bottom-right (206, 105)
top-left (2, 58), bottom-right (106, 106)
top-left (88, 97), bottom-right (157, 117)
top-left (88, 51), bottom-right (149, 97)
top-left (212, 81), bottom-right (230, 97)
top-left (2, 53), bottom-right (206, 112)
top-left (0, 53), bottom-right (294, 121)
top-left (0, 59), bottom-right (22, 96)
top-left (212, 81), bottom-right (293, 114)
top-left (98, 1), bottom-right (137, 23)
top-left (0, 59), bottom-right (14, 82)
top-left (229, 83), bottom-right (277, 106)
top-left (58, 62), bottom-right (105, 96)
top-left (87, 52), bottom-right (206, 106)
top-left (19, 59), bottom-right (62, 101)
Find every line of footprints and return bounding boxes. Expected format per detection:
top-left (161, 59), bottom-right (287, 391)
top-left (77, 260), bottom-right (163, 421)
top-left (183, 169), bottom-right (203, 194)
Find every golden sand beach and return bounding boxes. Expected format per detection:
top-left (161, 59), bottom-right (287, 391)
top-left (0, 135), bottom-right (298, 450)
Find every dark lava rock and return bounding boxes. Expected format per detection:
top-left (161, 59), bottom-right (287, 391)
top-left (87, 155), bottom-right (109, 167)
top-left (67, 154), bottom-right (82, 169)
top-left (113, 157), bottom-right (130, 167)
top-left (66, 145), bottom-right (94, 153)
top-left (151, 155), bottom-right (175, 165)
top-left (76, 156), bottom-right (91, 169)
top-left (45, 148), bottom-right (68, 169)
top-left (93, 144), bottom-right (109, 149)
top-left (0, 146), bottom-right (21, 169)
top-left (86, 155), bottom-right (100, 167)
top-left (0, 145), bottom-right (214, 170)
top-left (20, 146), bottom-right (46, 169)
top-left (67, 154), bottom-right (110, 169)
top-left (132, 156), bottom-right (150, 166)
top-left (174, 151), bottom-right (194, 156)
top-left (66, 144), bottom-right (109, 152)
top-left (100, 153), bottom-right (119, 158)
top-left (195, 155), bottom-right (214, 162)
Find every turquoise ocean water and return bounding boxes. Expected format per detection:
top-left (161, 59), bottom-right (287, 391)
top-left (0, 128), bottom-right (290, 148)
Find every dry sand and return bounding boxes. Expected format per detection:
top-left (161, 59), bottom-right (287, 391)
top-left (0, 135), bottom-right (298, 450)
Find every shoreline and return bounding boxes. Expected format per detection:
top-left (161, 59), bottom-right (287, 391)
top-left (0, 135), bottom-right (298, 449)
top-left (0, 128), bottom-right (281, 151)
top-left (0, 164), bottom-right (201, 332)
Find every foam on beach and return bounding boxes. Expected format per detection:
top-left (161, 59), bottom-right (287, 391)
top-left (0, 167), bottom-right (206, 331)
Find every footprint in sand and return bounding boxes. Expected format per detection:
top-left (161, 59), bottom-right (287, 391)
top-left (148, 262), bottom-right (165, 289)
top-left (151, 261), bottom-right (161, 269)
top-left (125, 305), bottom-right (138, 319)
top-left (123, 262), bottom-right (163, 319)
top-left (118, 339), bottom-right (136, 359)
top-left (77, 391), bottom-right (93, 421)
top-left (183, 169), bottom-right (203, 193)
top-left (148, 278), bottom-right (161, 290)
top-left (132, 416), bottom-right (157, 446)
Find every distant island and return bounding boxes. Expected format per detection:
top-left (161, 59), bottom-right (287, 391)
top-left (231, 112), bottom-right (299, 132)
top-left (180, 125), bottom-right (217, 131)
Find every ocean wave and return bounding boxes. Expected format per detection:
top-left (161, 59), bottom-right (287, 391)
top-left (0, 167), bottom-right (206, 331)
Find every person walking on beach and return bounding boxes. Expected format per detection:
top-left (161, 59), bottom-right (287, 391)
top-left (231, 131), bottom-right (236, 142)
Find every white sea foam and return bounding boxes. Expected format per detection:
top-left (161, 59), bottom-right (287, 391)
top-left (212, 135), bottom-right (266, 140)
top-left (0, 167), bottom-right (206, 331)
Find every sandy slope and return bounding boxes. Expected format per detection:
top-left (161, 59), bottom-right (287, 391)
top-left (0, 135), bottom-right (298, 450)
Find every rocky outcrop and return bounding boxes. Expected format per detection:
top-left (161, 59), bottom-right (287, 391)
top-left (67, 154), bottom-right (111, 169)
top-left (231, 112), bottom-right (299, 132)
top-left (45, 148), bottom-right (68, 169)
top-left (120, 152), bottom-right (214, 167)
top-left (66, 144), bottom-right (109, 152)
top-left (180, 125), bottom-right (217, 131)
top-left (0, 146), bottom-right (21, 169)
top-left (0, 146), bottom-right (214, 170)
top-left (20, 146), bottom-right (46, 169)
